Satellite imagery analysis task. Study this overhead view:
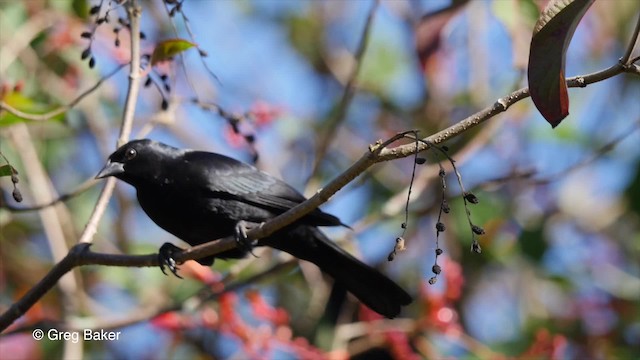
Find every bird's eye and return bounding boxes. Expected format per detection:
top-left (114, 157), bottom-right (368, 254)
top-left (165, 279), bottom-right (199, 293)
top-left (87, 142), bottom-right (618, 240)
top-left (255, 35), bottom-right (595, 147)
top-left (125, 148), bottom-right (137, 160)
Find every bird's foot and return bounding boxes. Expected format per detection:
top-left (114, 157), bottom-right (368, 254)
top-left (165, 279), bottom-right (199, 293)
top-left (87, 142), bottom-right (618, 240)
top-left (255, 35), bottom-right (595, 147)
top-left (158, 242), bottom-right (184, 279)
top-left (235, 220), bottom-right (259, 258)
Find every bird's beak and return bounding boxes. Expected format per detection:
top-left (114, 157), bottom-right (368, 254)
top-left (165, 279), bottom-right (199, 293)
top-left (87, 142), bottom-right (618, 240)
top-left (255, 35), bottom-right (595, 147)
top-left (95, 160), bottom-right (124, 179)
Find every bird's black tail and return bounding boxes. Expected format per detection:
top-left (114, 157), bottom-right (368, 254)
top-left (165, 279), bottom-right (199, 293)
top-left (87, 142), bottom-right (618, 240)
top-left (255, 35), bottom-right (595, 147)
top-left (262, 225), bottom-right (412, 318)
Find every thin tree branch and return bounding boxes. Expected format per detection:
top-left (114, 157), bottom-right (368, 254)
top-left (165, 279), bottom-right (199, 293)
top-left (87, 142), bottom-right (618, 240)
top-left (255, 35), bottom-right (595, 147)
top-left (117, 4), bottom-right (142, 147)
top-left (376, 63), bottom-right (637, 161)
top-left (310, 0), bottom-right (379, 178)
top-left (526, 118), bottom-right (640, 186)
top-left (77, 1), bottom-right (142, 245)
top-left (1, 177), bottom-right (98, 212)
top-left (0, 64), bottom-right (126, 122)
top-left (621, 11), bottom-right (640, 64)
top-left (469, 115), bottom-right (640, 191)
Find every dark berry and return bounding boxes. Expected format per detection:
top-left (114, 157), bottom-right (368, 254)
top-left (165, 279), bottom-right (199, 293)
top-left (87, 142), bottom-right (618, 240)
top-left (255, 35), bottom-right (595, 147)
top-left (12, 188), bottom-right (22, 202)
top-left (472, 225), bottom-right (485, 235)
top-left (441, 200), bottom-right (450, 213)
top-left (464, 192), bottom-right (479, 204)
top-left (432, 264), bottom-right (441, 275)
top-left (81, 48), bottom-right (91, 60)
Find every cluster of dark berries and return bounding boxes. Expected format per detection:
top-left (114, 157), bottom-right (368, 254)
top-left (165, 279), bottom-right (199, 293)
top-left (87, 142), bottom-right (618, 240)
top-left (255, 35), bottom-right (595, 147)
top-left (80, 33), bottom-right (97, 69)
top-left (11, 170), bottom-right (22, 202)
top-left (80, 3), bottom-right (147, 69)
top-left (0, 153), bottom-right (22, 203)
top-left (142, 73), bottom-right (171, 111)
top-left (463, 192), bottom-right (484, 254)
top-left (229, 117), bottom-right (259, 163)
top-left (388, 136), bottom-right (485, 285)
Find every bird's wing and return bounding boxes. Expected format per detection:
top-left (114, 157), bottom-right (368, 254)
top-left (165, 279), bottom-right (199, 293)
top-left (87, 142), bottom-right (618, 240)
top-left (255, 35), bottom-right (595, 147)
top-left (184, 151), bottom-right (342, 226)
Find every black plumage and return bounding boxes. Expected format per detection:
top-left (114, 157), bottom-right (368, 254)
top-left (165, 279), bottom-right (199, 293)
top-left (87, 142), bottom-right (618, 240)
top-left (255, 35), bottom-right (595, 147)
top-left (96, 139), bottom-right (411, 318)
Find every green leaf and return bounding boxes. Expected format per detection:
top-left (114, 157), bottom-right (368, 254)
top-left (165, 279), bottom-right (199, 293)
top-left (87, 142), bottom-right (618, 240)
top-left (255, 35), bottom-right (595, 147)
top-left (527, 0), bottom-right (595, 128)
top-left (150, 39), bottom-right (196, 66)
top-left (0, 92), bottom-right (64, 126)
top-left (72, 0), bottom-right (89, 19)
top-left (0, 164), bottom-right (17, 177)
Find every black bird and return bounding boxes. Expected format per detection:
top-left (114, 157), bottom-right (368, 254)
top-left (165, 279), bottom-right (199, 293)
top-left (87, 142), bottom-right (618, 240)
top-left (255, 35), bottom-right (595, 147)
top-left (96, 139), bottom-right (412, 318)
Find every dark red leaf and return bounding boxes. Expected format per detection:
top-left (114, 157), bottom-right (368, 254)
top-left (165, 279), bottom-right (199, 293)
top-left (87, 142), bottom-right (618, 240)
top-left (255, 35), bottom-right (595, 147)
top-left (527, 0), bottom-right (595, 128)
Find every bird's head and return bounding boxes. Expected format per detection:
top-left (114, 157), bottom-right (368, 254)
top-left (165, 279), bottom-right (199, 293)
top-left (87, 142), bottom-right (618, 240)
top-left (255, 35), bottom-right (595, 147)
top-left (96, 139), bottom-right (182, 186)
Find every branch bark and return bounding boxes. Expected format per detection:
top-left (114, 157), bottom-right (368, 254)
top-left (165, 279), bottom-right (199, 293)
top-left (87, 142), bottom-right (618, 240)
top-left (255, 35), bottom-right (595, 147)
top-left (77, 1), bottom-right (142, 245)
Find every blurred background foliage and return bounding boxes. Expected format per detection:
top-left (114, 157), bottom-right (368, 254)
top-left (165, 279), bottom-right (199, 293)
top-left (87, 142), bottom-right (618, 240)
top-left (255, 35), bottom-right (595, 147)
top-left (1, 0), bottom-right (639, 359)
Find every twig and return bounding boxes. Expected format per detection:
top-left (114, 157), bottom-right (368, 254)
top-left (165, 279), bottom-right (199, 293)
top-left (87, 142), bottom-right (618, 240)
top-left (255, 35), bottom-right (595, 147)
top-left (528, 118), bottom-right (640, 185)
top-left (1, 177), bottom-right (98, 212)
top-left (0, 64), bottom-right (126, 122)
top-left (310, 0), bottom-right (379, 178)
top-left (162, 0), bottom-right (220, 89)
top-left (621, 11), bottom-right (640, 65)
top-left (377, 63), bottom-right (638, 162)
